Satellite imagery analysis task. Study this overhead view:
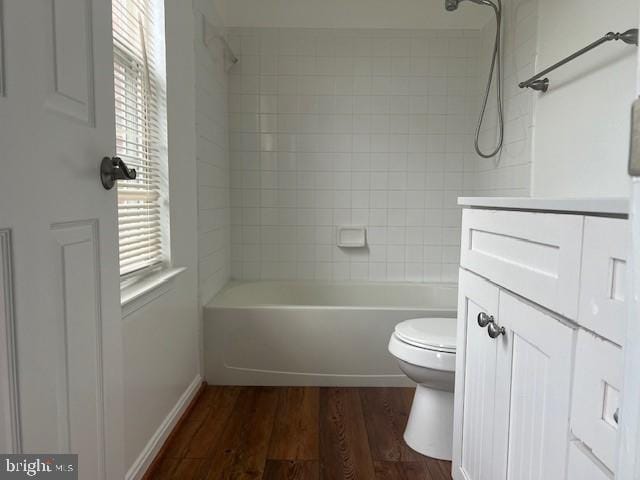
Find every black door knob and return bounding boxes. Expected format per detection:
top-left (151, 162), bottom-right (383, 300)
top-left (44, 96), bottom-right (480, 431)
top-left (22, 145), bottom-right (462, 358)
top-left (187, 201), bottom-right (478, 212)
top-left (100, 157), bottom-right (137, 190)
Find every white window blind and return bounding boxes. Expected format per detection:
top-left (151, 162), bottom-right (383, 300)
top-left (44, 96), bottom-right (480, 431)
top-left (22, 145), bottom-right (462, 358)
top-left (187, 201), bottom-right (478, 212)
top-left (112, 0), bottom-right (168, 277)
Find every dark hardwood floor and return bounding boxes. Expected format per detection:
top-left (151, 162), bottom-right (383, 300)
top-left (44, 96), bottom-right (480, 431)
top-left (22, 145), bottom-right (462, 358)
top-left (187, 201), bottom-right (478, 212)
top-left (149, 386), bottom-right (453, 480)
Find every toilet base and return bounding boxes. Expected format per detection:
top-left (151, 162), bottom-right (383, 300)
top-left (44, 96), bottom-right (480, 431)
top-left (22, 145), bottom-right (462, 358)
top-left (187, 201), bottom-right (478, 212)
top-left (403, 384), bottom-right (454, 461)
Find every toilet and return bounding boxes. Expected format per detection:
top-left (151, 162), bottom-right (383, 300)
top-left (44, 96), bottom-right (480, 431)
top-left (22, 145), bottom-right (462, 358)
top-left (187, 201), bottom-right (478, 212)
top-left (388, 317), bottom-right (457, 461)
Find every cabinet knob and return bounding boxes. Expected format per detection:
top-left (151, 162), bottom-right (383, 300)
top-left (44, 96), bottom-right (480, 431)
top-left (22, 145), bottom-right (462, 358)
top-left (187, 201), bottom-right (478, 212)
top-left (487, 321), bottom-right (506, 338)
top-left (477, 312), bottom-right (493, 328)
top-left (614, 408), bottom-right (620, 425)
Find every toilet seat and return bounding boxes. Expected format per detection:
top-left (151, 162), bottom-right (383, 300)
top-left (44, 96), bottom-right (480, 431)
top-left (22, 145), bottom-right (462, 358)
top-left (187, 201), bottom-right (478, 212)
top-left (389, 333), bottom-right (456, 372)
top-left (394, 317), bottom-right (457, 354)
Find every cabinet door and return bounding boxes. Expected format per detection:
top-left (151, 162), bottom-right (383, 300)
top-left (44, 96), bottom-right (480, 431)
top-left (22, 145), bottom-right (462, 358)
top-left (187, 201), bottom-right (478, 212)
top-left (494, 292), bottom-right (576, 480)
top-left (453, 270), bottom-right (500, 480)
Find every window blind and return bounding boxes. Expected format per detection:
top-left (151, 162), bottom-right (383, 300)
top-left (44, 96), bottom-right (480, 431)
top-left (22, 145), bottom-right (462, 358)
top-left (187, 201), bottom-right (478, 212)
top-left (112, 0), bottom-right (168, 277)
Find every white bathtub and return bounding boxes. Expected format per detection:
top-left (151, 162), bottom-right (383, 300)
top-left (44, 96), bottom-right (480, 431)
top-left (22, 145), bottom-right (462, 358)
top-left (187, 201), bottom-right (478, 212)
top-left (203, 281), bottom-right (457, 387)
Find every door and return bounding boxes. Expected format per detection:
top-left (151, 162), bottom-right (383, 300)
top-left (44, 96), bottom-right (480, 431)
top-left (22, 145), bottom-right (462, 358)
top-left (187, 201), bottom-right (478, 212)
top-left (617, 10), bottom-right (640, 478)
top-left (0, 1), bottom-right (124, 479)
top-left (494, 292), bottom-right (575, 480)
top-left (453, 270), bottom-right (500, 480)
top-left (617, 183), bottom-right (640, 476)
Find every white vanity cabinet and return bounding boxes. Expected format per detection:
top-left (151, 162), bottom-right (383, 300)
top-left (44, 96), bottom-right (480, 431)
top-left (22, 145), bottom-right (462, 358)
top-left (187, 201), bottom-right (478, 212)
top-left (453, 199), bottom-right (629, 480)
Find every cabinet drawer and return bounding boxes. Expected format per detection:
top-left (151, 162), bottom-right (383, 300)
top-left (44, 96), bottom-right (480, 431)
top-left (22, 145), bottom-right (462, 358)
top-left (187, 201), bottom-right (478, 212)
top-left (567, 441), bottom-right (613, 480)
top-left (571, 330), bottom-right (623, 472)
top-left (579, 217), bottom-right (628, 345)
top-left (460, 209), bottom-right (583, 319)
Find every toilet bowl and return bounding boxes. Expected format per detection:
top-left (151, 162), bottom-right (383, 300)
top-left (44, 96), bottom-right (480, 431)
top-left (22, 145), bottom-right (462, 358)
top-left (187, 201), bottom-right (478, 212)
top-left (388, 317), bottom-right (456, 461)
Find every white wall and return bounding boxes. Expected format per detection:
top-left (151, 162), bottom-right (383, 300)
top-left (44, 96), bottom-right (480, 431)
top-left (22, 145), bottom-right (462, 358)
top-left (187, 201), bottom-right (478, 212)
top-left (194, 1), bottom-right (231, 305)
top-left (212, 0), bottom-right (226, 25)
top-left (532, 0), bottom-right (638, 197)
top-left (123, 0), bottom-right (201, 472)
top-left (219, 0), bottom-right (490, 30)
top-left (228, 27), bottom-right (482, 283)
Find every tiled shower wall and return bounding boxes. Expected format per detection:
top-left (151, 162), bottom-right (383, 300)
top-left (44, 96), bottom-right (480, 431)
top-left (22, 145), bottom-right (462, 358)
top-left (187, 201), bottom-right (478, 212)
top-left (194, 0), bottom-right (231, 303)
top-left (473, 0), bottom-right (538, 196)
top-left (227, 27), bottom-right (483, 283)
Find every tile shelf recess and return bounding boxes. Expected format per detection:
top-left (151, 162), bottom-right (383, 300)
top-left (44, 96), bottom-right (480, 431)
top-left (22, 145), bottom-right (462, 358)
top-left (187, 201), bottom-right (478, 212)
top-left (337, 226), bottom-right (367, 248)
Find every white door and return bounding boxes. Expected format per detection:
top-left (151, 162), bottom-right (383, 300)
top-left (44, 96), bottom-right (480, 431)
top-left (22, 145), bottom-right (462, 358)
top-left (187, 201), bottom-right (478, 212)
top-left (618, 183), bottom-right (640, 477)
top-left (616, 11), bottom-right (640, 479)
top-left (0, 1), bottom-right (124, 479)
top-left (453, 270), bottom-right (500, 480)
top-left (494, 292), bottom-right (575, 480)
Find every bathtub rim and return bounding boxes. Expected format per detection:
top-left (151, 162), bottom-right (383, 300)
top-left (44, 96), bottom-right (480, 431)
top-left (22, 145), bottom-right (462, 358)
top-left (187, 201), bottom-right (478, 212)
top-left (206, 280), bottom-right (459, 311)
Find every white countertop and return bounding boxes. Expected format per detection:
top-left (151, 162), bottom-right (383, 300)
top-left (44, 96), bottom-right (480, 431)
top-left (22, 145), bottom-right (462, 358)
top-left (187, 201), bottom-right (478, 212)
top-left (458, 197), bottom-right (628, 216)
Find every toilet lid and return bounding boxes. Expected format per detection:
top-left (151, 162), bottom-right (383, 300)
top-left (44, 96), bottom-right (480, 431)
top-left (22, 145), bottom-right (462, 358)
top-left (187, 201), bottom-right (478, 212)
top-left (394, 317), bottom-right (457, 353)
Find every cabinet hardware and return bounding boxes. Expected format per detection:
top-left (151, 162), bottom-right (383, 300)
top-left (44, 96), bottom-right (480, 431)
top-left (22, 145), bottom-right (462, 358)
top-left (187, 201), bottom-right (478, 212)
top-left (487, 321), bottom-right (506, 338)
top-left (477, 312), bottom-right (493, 328)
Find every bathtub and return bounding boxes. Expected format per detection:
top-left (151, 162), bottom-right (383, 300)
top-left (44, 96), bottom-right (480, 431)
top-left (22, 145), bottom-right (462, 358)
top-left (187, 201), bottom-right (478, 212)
top-left (203, 281), bottom-right (457, 387)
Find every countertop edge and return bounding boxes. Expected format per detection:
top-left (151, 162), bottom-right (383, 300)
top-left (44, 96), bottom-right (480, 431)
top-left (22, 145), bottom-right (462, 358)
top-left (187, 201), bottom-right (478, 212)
top-left (458, 197), bottom-right (629, 216)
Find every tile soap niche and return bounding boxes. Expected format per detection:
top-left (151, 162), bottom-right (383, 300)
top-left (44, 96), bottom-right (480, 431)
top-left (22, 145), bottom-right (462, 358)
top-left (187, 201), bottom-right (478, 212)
top-left (337, 226), bottom-right (367, 248)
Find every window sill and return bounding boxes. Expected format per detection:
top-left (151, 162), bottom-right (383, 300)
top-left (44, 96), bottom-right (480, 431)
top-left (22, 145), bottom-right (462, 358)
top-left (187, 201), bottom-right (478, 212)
top-left (121, 267), bottom-right (187, 318)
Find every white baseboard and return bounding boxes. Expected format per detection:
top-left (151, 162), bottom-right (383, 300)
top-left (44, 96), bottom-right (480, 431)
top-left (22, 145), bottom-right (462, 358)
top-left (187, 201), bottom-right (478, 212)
top-left (125, 374), bottom-right (203, 480)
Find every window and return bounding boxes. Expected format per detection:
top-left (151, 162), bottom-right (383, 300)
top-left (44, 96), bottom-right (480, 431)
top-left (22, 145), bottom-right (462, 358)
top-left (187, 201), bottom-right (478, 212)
top-left (112, 0), bottom-right (169, 277)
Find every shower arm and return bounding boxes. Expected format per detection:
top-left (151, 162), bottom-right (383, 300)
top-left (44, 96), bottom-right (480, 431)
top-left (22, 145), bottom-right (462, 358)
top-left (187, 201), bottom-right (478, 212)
top-left (519, 28), bottom-right (639, 92)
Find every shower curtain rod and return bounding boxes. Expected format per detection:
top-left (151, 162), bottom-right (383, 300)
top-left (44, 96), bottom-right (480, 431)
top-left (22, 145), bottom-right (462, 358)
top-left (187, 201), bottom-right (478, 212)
top-left (519, 28), bottom-right (638, 93)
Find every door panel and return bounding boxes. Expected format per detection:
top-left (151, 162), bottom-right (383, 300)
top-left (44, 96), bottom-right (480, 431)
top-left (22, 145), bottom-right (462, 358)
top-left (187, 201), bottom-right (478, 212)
top-left (453, 270), bottom-right (500, 480)
top-left (495, 292), bottom-right (575, 480)
top-left (51, 222), bottom-right (104, 472)
top-left (0, 0), bottom-right (5, 98)
top-left (0, 1), bottom-right (123, 478)
top-left (46, 0), bottom-right (95, 124)
top-left (0, 229), bottom-right (18, 453)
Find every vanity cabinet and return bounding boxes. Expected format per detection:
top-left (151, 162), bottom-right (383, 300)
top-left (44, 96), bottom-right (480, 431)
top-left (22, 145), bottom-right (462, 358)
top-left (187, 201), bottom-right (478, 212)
top-left (453, 201), bottom-right (628, 480)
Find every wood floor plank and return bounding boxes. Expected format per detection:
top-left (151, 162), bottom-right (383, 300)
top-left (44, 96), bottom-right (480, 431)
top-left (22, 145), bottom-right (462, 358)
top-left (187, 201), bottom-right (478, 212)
top-left (401, 388), bottom-right (415, 407)
top-left (205, 387), bottom-right (280, 480)
top-left (161, 423), bottom-right (199, 460)
top-left (319, 387), bottom-right (376, 480)
top-left (424, 458), bottom-right (453, 480)
top-left (162, 389), bottom-right (216, 459)
top-left (169, 458), bottom-right (211, 479)
top-left (148, 457), bottom-right (178, 480)
top-left (373, 461), bottom-right (434, 480)
top-left (262, 460), bottom-right (320, 480)
top-left (268, 387), bottom-right (320, 460)
top-left (359, 387), bottom-right (423, 462)
top-left (184, 386), bottom-right (243, 458)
